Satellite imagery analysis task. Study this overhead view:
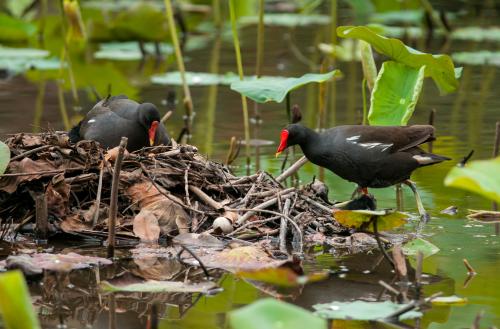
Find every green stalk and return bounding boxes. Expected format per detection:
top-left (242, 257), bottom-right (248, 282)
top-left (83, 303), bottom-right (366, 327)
top-left (331, 0), bottom-right (338, 45)
top-left (57, 80), bottom-right (71, 130)
top-left (255, 0), bottom-right (264, 78)
top-left (253, 0), bottom-right (265, 120)
top-left (33, 81), bottom-right (46, 133)
top-left (229, 0), bottom-right (250, 169)
top-left (164, 0), bottom-right (193, 139)
top-left (212, 0), bottom-right (221, 28)
top-left (58, 0), bottom-right (79, 104)
top-left (361, 78), bottom-right (367, 125)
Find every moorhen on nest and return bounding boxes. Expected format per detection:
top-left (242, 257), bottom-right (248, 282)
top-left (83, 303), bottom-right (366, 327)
top-left (276, 123), bottom-right (450, 218)
top-left (69, 95), bottom-right (171, 151)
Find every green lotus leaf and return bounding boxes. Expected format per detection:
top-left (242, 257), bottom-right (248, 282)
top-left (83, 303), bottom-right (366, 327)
top-left (337, 25), bottom-right (461, 94)
top-left (314, 300), bottom-right (422, 321)
top-left (369, 61), bottom-right (425, 126)
top-left (230, 70), bottom-right (342, 103)
top-left (229, 299), bottom-right (327, 329)
top-left (0, 270), bottom-right (41, 329)
top-left (444, 157), bottom-right (500, 203)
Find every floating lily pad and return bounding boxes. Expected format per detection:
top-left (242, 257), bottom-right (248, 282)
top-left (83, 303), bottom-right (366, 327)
top-left (231, 70), bottom-right (342, 103)
top-left (402, 237), bottom-right (440, 258)
top-left (337, 25), bottom-right (461, 94)
top-left (314, 300), bottom-right (422, 321)
top-left (229, 298), bottom-right (327, 329)
top-left (452, 51), bottom-right (500, 67)
top-left (334, 209), bottom-right (409, 231)
top-left (100, 278), bottom-right (216, 293)
top-left (0, 271), bottom-right (41, 329)
top-left (239, 13), bottom-right (330, 27)
top-left (236, 267), bottom-right (328, 287)
top-left (369, 61), bottom-right (425, 126)
top-left (371, 10), bottom-right (424, 25)
top-left (0, 46), bottom-right (49, 58)
top-left (94, 42), bottom-right (174, 61)
top-left (431, 295), bottom-right (467, 306)
top-left (0, 46), bottom-right (61, 74)
top-left (151, 71), bottom-right (240, 86)
top-left (452, 27), bottom-right (500, 42)
top-left (0, 141), bottom-right (10, 175)
top-left (444, 157), bottom-right (500, 203)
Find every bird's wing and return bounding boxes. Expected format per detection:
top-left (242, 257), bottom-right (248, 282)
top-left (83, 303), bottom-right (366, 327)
top-left (339, 125), bottom-right (435, 154)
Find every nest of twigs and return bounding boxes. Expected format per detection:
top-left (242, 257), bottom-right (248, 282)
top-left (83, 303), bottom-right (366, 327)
top-left (0, 131), bottom-right (350, 252)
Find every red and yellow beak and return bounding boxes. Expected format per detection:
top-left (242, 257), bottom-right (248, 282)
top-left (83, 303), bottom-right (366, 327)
top-left (275, 129), bottom-right (289, 157)
top-left (148, 121), bottom-right (159, 146)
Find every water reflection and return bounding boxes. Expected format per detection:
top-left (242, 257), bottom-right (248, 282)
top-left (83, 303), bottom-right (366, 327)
top-left (1, 2), bottom-right (500, 329)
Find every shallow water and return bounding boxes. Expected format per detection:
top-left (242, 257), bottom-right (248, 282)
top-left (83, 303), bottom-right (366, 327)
top-left (1, 2), bottom-right (500, 328)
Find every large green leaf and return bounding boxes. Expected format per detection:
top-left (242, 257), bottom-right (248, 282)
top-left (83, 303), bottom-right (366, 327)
top-left (0, 271), bottom-right (41, 329)
top-left (229, 298), bottom-right (327, 329)
top-left (0, 13), bottom-right (36, 42)
top-left (368, 61), bottom-right (425, 125)
top-left (314, 300), bottom-right (422, 321)
top-left (444, 157), bottom-right (500, 203)
top-left (0, 141), bottom-right (10, 175)
top-left (334, 209), bottom-right (409, 231)
top-left (230, 70), bottom-right (342, 103)
top-left (337, 25), bottom-right (461, 94)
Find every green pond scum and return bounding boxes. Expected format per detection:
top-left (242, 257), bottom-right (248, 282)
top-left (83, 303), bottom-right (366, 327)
top-left (0, 0), bottom-right (499, 328)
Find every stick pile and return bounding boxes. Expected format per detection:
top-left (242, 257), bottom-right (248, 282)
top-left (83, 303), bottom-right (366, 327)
top-left (0, 132), bottom-right (347, 252)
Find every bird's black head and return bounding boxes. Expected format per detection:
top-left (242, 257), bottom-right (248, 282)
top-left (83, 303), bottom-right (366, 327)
top-left (275, 123), bottom-right (309, 157)
top-left (138, 103), bottom-right (161, 146)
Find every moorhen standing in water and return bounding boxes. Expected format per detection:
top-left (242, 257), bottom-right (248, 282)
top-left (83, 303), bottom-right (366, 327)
top-left (275, 123), bottom-right (450, 218)
top-left (69, 95), bottom-right (171, 151)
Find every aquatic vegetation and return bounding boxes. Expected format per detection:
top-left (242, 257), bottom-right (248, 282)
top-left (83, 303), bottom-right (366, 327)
top-left (333, 209), bottom-right (409, 231)
top-left (369, 61), bottom-right (425, 125)
top-left (402, 237), bottom-right (440, 258)
top-left (314, 300), bottom-right (422, 321)
top-left (0, 271), bottom-right (41, 329)
top-left (0, 13), bottom-right (36, 42)
top-left (444, 157), bottom-right (500, 203)
top-left (337, 25), bottom-right (461, 94)
top-left (452, 50), bottom-right (500, 67)
top-left (229, 298), bottom-right (327, 329)
top-left (230, 70), bottom-right (341, 103)
top-left (0, 141), bottom-right (9, 176)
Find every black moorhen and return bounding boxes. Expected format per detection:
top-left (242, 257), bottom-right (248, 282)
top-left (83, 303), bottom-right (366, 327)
top-left (69, 95), bottom-right (171, 151)
top-left (275, 123), bottom-right (450, 218)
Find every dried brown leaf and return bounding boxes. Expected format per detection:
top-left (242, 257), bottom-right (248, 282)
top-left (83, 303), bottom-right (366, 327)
top-left (133, 209), bottom-right (161, 243)
top-left (0, 158), bottom-right (57, 193)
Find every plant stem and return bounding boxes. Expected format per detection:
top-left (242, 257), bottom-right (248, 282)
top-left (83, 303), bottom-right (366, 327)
top-left (255, 0), bottom-right (265, 78)
top-left (372, 217), bottom-right (394, 268)
top-left (58, 0), bottom-right (79, 105)
top-left (164, 0), bottom-right (193, 140)
top-left (361, 78), bottom-right (367, 125)
top-left (57, 79), bottom-right (71, 130)
top-left (212, 0), bottom-right (221, 28)
top-left (229, 0), bottom-right (250, 171)
top-left (253, 0), bottom-right (265, 121)
top-left (331, 0), bottom-right (337, 45)
top-left (107, 137), bottom-right (127, 258)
